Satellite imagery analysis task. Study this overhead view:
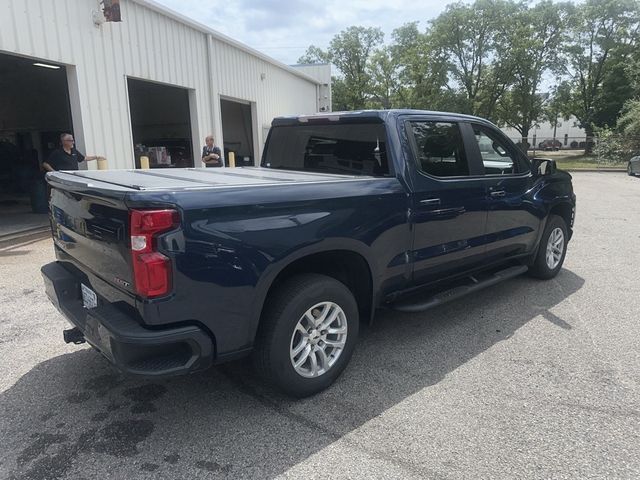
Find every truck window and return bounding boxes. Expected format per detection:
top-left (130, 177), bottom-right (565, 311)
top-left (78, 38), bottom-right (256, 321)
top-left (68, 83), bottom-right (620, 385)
top-left (263, 123), bottom-right (390, 177)
top-left (472, 125), bottom-right (529, 175)
top-left (409, 121), bottom-right (469, 177)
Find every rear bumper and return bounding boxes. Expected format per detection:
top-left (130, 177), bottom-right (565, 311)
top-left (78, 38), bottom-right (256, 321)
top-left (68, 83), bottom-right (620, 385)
top-left (41, 261), bottom-right (214, 376)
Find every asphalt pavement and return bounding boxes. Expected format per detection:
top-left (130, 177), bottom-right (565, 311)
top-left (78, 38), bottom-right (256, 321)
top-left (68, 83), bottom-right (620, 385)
top-left (1, 172), bottom-right (639, 479)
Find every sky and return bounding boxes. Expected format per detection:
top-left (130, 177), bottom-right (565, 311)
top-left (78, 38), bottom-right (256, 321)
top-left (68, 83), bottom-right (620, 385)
top-left (153, 0), bottom-right (457, 66)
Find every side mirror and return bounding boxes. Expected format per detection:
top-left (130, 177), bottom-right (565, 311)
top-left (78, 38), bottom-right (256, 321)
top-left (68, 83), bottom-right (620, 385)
top-left (533, 158), bottom-right (557, 176)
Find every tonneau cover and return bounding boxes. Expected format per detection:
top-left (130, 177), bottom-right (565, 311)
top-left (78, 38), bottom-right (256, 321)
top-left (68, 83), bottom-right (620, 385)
top-left (61, 167), bottom-right (368, 191)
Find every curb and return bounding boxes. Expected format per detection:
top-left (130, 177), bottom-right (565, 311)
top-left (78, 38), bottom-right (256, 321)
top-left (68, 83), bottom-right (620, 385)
top-left (564, 168), bottom-right (626, 172)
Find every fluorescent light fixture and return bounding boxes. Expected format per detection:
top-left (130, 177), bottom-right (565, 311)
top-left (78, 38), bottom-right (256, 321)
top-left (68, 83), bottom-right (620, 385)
top-left (33, 62), bottom-right (61, 69)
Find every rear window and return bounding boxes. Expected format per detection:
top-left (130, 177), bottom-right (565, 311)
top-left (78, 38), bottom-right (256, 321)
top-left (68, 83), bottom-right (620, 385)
top-left (262, 123), bottom-right (390, 177)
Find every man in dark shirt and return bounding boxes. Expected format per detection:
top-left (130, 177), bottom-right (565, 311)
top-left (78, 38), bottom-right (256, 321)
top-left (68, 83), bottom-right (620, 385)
top-left (202, 135), bottom-right (223, 167)
top-left (43, 133), bottom-right (100, 171)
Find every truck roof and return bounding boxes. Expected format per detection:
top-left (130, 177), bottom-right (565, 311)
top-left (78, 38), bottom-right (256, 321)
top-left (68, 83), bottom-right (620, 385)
top-left (272, 109), bottom-right (494, 126)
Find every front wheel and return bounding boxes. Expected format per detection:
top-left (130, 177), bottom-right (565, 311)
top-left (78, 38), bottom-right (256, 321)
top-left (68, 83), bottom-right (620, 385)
top-left (252, 273), bottom-right (359, 397)
top-left (528, 215), bottom-right (568, 280)
top-left (628, 163), bottom-right (635, 176)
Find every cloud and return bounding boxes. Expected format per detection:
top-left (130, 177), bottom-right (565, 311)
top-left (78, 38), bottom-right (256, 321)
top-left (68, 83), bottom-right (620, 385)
top-left (153, 0), bottom-right (455, 64)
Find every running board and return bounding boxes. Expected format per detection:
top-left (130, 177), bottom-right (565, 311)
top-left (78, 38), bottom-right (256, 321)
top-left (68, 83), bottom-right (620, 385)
top-left (391, 265), bottom-right (529, 313)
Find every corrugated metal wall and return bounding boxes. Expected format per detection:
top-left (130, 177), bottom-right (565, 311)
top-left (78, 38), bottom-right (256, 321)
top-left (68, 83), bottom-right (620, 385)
top-left (209, 38), bottom-right (318, 153)
top-left (291, 64), bottom-right (332, 112)
top-left (0, 0), bottom-right (318, 169)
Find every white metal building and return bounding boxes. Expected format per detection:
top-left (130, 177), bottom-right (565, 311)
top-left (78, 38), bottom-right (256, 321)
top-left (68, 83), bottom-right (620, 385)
top-left (500, 116), bottom-right (587, 149)
top-left (0, 0), bottom-right (329, 179)
top-left (291, 63), bottom-right (332, 113)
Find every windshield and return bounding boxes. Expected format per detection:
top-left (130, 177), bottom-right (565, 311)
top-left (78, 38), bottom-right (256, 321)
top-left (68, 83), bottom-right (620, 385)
top-left (262, 123), bottom-right (391, 177)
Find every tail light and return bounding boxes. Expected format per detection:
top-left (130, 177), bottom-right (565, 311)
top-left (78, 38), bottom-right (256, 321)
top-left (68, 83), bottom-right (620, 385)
top-left (129, 209), bottom-right (179, 298)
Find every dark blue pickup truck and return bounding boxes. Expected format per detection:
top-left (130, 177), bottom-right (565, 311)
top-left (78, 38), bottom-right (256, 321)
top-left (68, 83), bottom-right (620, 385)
top-left (42, 110), bottom-right (575, 397)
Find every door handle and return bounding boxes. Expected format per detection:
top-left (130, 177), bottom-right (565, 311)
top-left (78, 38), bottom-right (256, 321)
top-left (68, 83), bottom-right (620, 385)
top-left (490, 190), bottom-right (506, 197)
top-left (420, 198), bottom-right (441, 206)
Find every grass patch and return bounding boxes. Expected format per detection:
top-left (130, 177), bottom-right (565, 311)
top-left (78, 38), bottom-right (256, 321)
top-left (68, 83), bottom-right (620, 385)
top-left (532, 152), bottom-right (625, 170)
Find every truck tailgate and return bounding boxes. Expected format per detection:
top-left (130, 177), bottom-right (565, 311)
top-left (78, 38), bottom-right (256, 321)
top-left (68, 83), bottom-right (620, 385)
top-left (47, 173), bottom-right (136, 296)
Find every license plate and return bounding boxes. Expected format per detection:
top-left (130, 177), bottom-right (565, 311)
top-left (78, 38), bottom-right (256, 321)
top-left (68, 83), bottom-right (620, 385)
top-left (81, 283), bottom-right (98, 309)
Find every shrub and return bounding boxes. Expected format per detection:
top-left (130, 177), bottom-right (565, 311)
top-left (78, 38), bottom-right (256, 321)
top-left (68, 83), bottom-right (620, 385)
top-left (594, 128), bottom-right (633, 164)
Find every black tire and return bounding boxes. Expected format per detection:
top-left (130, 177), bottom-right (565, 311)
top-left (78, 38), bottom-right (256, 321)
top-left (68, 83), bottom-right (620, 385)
top-left (252, 273), bottom-right (359, 397)
top-left (628, 163), bottom-right (635, 176)
top-left (528, 215), bottom-right (568, 280)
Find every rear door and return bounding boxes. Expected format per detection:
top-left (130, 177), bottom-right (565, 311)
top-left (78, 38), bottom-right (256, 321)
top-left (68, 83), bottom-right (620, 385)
top-left (403, 117), bottom-right (489, 285)
top-left (466, 123), bottom-right (541, 261)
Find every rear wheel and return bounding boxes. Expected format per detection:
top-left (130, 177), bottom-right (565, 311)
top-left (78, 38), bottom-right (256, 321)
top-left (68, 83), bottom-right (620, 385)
top-left (253, 274), bottom-right (359, 397)
top-left (528, 215), bottom-right (568, 280)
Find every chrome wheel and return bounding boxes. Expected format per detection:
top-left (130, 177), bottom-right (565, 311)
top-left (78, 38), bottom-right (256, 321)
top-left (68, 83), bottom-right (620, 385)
top-left (290, 301), bottom-right (348, 378)
top-left (545, 227), bottom-right (565, 270)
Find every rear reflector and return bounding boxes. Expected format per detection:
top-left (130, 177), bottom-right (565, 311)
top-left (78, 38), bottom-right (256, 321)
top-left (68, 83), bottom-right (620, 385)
top-left (129, 209), bottom-right (179, 298)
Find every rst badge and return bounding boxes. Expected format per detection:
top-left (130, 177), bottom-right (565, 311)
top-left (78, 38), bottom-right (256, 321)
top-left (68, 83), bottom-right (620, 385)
top-left (113, 277), bottom-right (131, 288)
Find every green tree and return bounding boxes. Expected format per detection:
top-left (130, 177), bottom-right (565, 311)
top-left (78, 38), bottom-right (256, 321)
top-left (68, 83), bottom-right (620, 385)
top-left (328, 26), bottom-right (384, 110)
top-left (627, 48), bottom-right (640, 94)
top-left (331, 77), bottom-right (351, 111)
top-left (297, 46), bottom-right (330, 65)
top-left (388, 22), bottom-right (449, 109)
top-left (593, 51), bottom-right (636, 127)
top-left (366, 46), bottom-right (401, 109)
top-left (561, 0), bottom-right (640, 150)
top-left (298, 27), bottom-right (384, 110)
top-left (496, 1), bottom-right (570, 145)
top-left (618, 99), bottom-right (640, 152)
top-left (428, 0), bottom-right (523, 118)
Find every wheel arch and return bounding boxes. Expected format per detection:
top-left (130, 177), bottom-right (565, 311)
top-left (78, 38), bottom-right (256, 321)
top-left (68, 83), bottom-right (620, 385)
top-left (528, 198), bottom-right (574, 266)
top-left (248, 243), bottom-right (377, 346)
top-left (549, 201), bottom-right (574, 239)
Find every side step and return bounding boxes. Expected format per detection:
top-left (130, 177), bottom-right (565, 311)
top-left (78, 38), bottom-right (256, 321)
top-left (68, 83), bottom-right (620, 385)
top-left (391, 265), bottom-right (529, 313)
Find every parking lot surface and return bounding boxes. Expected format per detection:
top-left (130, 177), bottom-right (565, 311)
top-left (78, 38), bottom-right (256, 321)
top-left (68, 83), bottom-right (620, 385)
top-left (1, 172), bottom-right (639, 479)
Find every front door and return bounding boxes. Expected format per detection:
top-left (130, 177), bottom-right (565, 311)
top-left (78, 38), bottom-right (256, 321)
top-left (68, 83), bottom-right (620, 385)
top-left (405, 119), bottom-right (489, 286)
top-left (467, 123), bottom-right (541, 262)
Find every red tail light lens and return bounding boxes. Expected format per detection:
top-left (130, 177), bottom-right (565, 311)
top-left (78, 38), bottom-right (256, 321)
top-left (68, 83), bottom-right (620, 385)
top-left (129, 209), bottom-right (179, 298)
top-left (132, 252), bottom-right (172, 297)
